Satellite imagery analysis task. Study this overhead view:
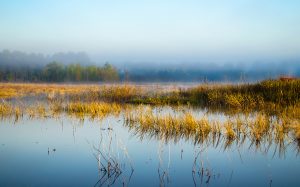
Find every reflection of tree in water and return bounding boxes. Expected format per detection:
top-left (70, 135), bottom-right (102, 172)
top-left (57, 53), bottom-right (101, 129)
top-left (87, 124), bottom-right (134, 187)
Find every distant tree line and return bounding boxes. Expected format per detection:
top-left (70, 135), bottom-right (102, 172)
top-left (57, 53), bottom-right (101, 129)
top-left (119, 68), bottom-right (300, 82)
top-left (118, 61), bottom-right (300, 82)
top-left (0, 62), bottom-right (119, 82)
top-left (1, 50), bottom-right (300, 82)
top-left (1, 62), bottom-right (299, 83)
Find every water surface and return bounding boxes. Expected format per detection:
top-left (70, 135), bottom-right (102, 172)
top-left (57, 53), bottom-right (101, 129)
top-left (0, 110), bottom-right (299, 187)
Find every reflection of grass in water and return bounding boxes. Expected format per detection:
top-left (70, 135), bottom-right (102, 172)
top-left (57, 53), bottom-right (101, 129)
top-left (1, 81), bottom-right (299, 184)
top-left (0, 101), bottom-right (300, 142)
top-left (1, 99), bottom-right (299, 150)
top-left (124, 108), bottom-right (300, 155)
top-left (89, 123), bottom-right (134, 187)
top-left (1, 99), bottom-right (299, 149)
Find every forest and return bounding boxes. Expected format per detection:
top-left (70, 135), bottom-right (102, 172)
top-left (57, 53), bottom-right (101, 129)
top-left (0, 62), bottom-right (119, 82)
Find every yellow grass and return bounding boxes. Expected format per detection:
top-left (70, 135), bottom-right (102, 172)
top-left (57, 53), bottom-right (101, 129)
top-left (124, 107), bottom-right (299, 148)
top-left (0, 82), bottom-right (299, 150)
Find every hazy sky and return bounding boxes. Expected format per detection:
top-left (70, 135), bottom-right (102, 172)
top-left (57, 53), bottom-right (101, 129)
top-left (0, 0), bottom-right (300, 62)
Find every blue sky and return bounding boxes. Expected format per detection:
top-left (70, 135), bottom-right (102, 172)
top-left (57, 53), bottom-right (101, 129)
top-left (0, 0), bottom-right (300, 62)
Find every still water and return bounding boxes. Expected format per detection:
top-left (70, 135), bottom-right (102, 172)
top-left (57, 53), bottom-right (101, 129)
top-left (0, 111), bottom-right (299, 187)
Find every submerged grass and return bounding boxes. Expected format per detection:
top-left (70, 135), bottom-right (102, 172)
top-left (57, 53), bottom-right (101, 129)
top-left (124, 107), bottom-right (300, 151)
top-left (249, 114), bottom-right (270, 142)
top-left (0, 103), bottom-right (14, 117)
top-left (1, 98), bottom-right (300, 153)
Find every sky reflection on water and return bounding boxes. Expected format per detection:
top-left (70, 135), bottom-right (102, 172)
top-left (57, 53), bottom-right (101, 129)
top-left (0, 114), bottom-right (300, 187)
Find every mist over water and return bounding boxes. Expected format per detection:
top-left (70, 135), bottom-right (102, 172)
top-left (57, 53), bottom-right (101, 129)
top-left (1, 1), bottom-right (300, 64)
top-left (1, 1), bottom-right (300, 187)
top-left (1, 107), bottom-right (300, 187)
top-left (1, 0), bottom-right (300, 81)
top-left (1, 50), bottom-right (299, 82)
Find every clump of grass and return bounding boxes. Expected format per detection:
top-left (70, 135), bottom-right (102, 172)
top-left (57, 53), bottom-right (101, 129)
top-left (125, 109), bottom-right (223, 144)
top-left (181, 79), bottom-right (300, 110)
top-left (184, 113), bottom-right (198, 134)
top-left (99, 85), bottom-right (143, 102)
top-left (14, 106), bottom-right (22, 121)
top-left (274, 121), bottom-right (286, 144)
top-left (124, 106), bottom-right (300, 153)
top-left (292, 121), bottom-right (300, 141)
top-left (249, 114), bottom-right (270, 143)
top-left (24, 103), bottom-right (47, 119)
top-left (234, 116), bottom-right (245, 137)
top-left (0, 102), bottom-right (24, 121)
top-left (127, 109), bottom-right (215, 141)
top-left (224, 94), bottom-right (243, 108)
top-left (211, 121), bottom-right (221, 136)
top-left (63, 102), bottom-right (122, 118)
top-left (36, 104), bottom-right (47, 118)
top-left (0, 103), bottom-right (14, 117)
top-left (2, 100), bottom-right (123, 120)
top-left (65, 84), bottom-right (145, 103)
top-left (224, 120), bottom-right (236, 140)
top-left (197, 116), bottom-right (211, 140)
top-left (282, 104), bottom-right (300, 120)
top-left (210, 121), bottom-right (221, 146)
top-left (26, 106), bottom-right (36, 118)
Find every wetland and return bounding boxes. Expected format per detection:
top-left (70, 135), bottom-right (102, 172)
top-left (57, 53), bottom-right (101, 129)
top-left (0, 80), bottom-right (299, 187)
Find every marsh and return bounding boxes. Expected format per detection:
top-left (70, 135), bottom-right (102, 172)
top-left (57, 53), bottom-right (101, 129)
top-left (0, 82), bottom-right (299, 187)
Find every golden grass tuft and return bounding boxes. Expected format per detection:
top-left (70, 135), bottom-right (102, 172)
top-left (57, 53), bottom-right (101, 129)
top-left (0, 103), bottom-right (14, 117)
top-left (249, 114), bottom-right (270, 142)
top-left (224, 120), bottom-right (236, 140)
top-left (63, 102), bottom-right (121, 118)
